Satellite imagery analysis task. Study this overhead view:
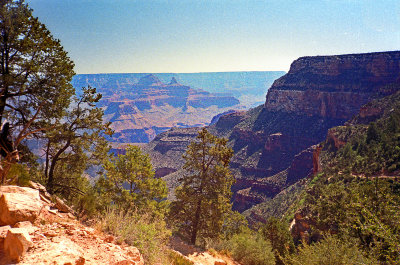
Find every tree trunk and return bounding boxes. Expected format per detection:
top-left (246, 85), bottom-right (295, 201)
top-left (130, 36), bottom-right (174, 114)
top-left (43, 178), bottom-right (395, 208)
top-left (191, 199), bottom-right (202, 245)
top-left (47, 139), bottom-right (71, 193)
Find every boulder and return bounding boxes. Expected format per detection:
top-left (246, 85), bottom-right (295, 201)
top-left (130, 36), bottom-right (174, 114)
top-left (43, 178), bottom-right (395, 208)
top-left (0, 186), bottom-right (43, 226)
top-left (14, 221), bottom-right (37, 234)
top-left (4, 227), bottom-right (33, 262)
top-left (28, 181), bottom-right (53, 203)
top-left (55, 196), bottom-right (73, 213)
top-left (0, 225), bottom-right (11, 249)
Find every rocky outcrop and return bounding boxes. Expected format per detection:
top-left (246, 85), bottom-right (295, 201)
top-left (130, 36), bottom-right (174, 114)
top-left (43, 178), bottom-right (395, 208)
top-left (0, 184), bottom-right (145, 264)
top-left (4, 228), bottom-right (33, 262)
top-left (146, 51), bottom-right (400, 212)
top-left (265, 51), bottom-right (400, 119)
top-left (0, 186), bottom-right (43, 226)
top-left (312, 146), bottom-right (322, 175)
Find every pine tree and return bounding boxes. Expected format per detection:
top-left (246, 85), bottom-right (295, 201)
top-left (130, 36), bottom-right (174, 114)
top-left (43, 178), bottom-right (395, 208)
top-left (43, 86), bottom-right (111, 196)
top-left (170, 128), bottom-right (234, 245)
top-left (0, 0), bottom-right (75, 182)
top-left (101, 145), bottom-right (168, 217)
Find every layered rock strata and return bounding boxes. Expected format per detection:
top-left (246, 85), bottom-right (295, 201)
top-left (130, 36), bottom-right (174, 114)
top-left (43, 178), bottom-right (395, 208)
top-left (146, 51), bottom-right (400, 211)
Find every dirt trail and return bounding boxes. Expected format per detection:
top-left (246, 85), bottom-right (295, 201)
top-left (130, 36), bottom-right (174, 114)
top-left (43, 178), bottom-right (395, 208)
top-left (170, 237), bottom-right (240, 265)
top-left (1, 210), bottom-right (143, 265)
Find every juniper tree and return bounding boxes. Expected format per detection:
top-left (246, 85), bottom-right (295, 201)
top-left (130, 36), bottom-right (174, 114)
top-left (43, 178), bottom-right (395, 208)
top-left (100, 145), bottom-right (168, 217)
top-left (43, 86), bottom-right (111, 196)
top-left (170, 128), bottom-right (234, 245)
top-left (0, 0), bottom-right (75, 182)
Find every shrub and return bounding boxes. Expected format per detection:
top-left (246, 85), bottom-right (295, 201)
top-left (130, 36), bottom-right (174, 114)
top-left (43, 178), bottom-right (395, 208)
top-left (227, 229), bottom-right (275, 265)
top-left (97, 208), bottom-right (171, 264)
top-left (283, 235), bottom-right (377, 265)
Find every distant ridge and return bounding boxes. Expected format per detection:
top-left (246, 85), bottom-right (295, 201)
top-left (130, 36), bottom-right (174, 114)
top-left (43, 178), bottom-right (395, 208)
top-left (72, 71), bottom-right (286, 108)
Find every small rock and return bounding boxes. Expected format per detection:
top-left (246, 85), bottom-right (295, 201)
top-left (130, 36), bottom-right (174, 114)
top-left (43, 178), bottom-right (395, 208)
top-left (104, 234), bottom-right (114, 243)
top-left (127, 247), bottom-right (142, 261)
top-left (67, 213), bottom-right (76, 219)
top-left (75, 256), bottom-right (85, 265)
top-left (54, 196), bottom-right (73, 213)
top-left (4, 228), bottom-right (33, 262)
top-left (48, 208), bottom-right (59, 215)
top-left (39, 193), bottom-right (52, 204)
top-left (28, 181), bottom-right (47, 192)
top-left (14, 221), bottom-right (37, 234)
top-left (113, 260), bottom-right (136, 265)
top-left (13, 221), bottom-right (33, 228)
top-left (44, 230), bottom-right (58, 237)
top-left (51, 236), bottom-right (62, 243)
top-left (214, 259), bottom-right (227, 265)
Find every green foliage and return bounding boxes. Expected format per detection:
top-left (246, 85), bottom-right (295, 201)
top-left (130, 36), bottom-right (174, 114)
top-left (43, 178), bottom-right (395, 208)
top-left (0, 0), bottom-right (75, 183)
top-left (170, 128), bottom-right (235, 245)
top-left (283, 235), bottom-right (377, 265)
top-left (306, 176), bottom-right (400, 263)
top-left (42, 87), bottom-right (110, 204)
top-left (227, 229), bottom-right (276, 265)
top-left (292, 92), bottom-right (400, 264)
top-left (261, 217), bottom-right (295, 264)
top-left (98, 208), bottom-right (171, 265)
top-left (221, 210), bottom-right (248, 239)
top-left (328, 109), bottom-right (400, 176)
top-left (0, 0), bottom-right (75, 124)
top-left (100, 145), bottom-right (168, 217)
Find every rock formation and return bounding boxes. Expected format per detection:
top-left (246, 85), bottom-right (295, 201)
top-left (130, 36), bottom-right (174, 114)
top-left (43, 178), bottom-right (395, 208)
top-left (0, 184), bottom-right (145, 264)
top-left (94, 74), bottom-right (242, 144)
top-left (265, 51), bottom-right (400, 118)
top-left (145, 51), bottom-right (400, 212)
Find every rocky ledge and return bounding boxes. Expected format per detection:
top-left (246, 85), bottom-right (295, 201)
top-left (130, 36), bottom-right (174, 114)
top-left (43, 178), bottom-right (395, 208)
top-left (0, 184), bottom-right (144, 265)
top-left (265, 51), bottom-right (400, 119)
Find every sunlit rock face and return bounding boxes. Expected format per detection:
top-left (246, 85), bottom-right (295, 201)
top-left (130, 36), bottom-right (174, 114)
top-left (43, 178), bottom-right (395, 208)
top-left (144, 51), bottom-right (400, 212)
top-left (265, 51), bottom-right (400, 119)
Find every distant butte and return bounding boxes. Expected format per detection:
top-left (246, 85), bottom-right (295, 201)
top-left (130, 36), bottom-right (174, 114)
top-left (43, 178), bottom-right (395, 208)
top-left (137, 74), bottom-right (163, 86)
top-left (169, 77), bottom-right (179, 85)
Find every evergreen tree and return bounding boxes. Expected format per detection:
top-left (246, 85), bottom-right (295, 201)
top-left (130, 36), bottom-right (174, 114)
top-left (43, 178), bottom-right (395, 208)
top-left (0, 0), bottom-right (75, 182)
top-left (170, 128), bottom-right (234, 245)
top-left (261, 217), bottom-right (295, 263)
top-left (101, 145), bottom-right (168, 217)
top-left (43, 86), bottom-right (111, 196)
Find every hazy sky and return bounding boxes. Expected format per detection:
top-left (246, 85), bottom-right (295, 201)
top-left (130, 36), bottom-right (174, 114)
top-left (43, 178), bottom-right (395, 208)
top-left (27, 0), bottom-right (400, 74)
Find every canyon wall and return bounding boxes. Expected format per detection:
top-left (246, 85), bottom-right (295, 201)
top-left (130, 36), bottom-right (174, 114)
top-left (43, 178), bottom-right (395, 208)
top-left (145, 51), bottom-right (400, 211)
top-left (265, 51), bottom-right (400, 118)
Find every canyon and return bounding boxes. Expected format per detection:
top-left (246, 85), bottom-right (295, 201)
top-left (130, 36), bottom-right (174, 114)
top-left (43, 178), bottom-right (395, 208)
top-left (72, 71), bottom-right (284, 144)
top-left (144, 51), bottom-right (400, 212)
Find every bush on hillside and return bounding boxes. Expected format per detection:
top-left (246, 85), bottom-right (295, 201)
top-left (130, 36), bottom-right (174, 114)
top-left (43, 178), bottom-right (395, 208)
top-left (283, 235), bottom-right (377, 265)
top-left (227, 229), bottom-right (275, 265)
top-left (97, 208), bottom-right (171, 264)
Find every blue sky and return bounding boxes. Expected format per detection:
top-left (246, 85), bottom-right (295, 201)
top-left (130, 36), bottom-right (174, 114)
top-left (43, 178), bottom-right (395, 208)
top-left (27, 0), bottom-right (400, 74)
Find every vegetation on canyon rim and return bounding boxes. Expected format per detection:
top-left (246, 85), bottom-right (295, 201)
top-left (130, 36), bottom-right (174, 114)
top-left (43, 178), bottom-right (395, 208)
top-left (1, 0), bottom-right (400, 264)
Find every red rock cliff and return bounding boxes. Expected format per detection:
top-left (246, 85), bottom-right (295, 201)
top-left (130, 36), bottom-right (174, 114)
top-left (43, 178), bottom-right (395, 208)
top-left (265, 51), bottom-right (400, 119)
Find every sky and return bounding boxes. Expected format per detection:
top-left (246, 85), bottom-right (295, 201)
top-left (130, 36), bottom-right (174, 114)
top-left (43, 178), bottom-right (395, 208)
top-left (27, 0), bottom-right (400, 74)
